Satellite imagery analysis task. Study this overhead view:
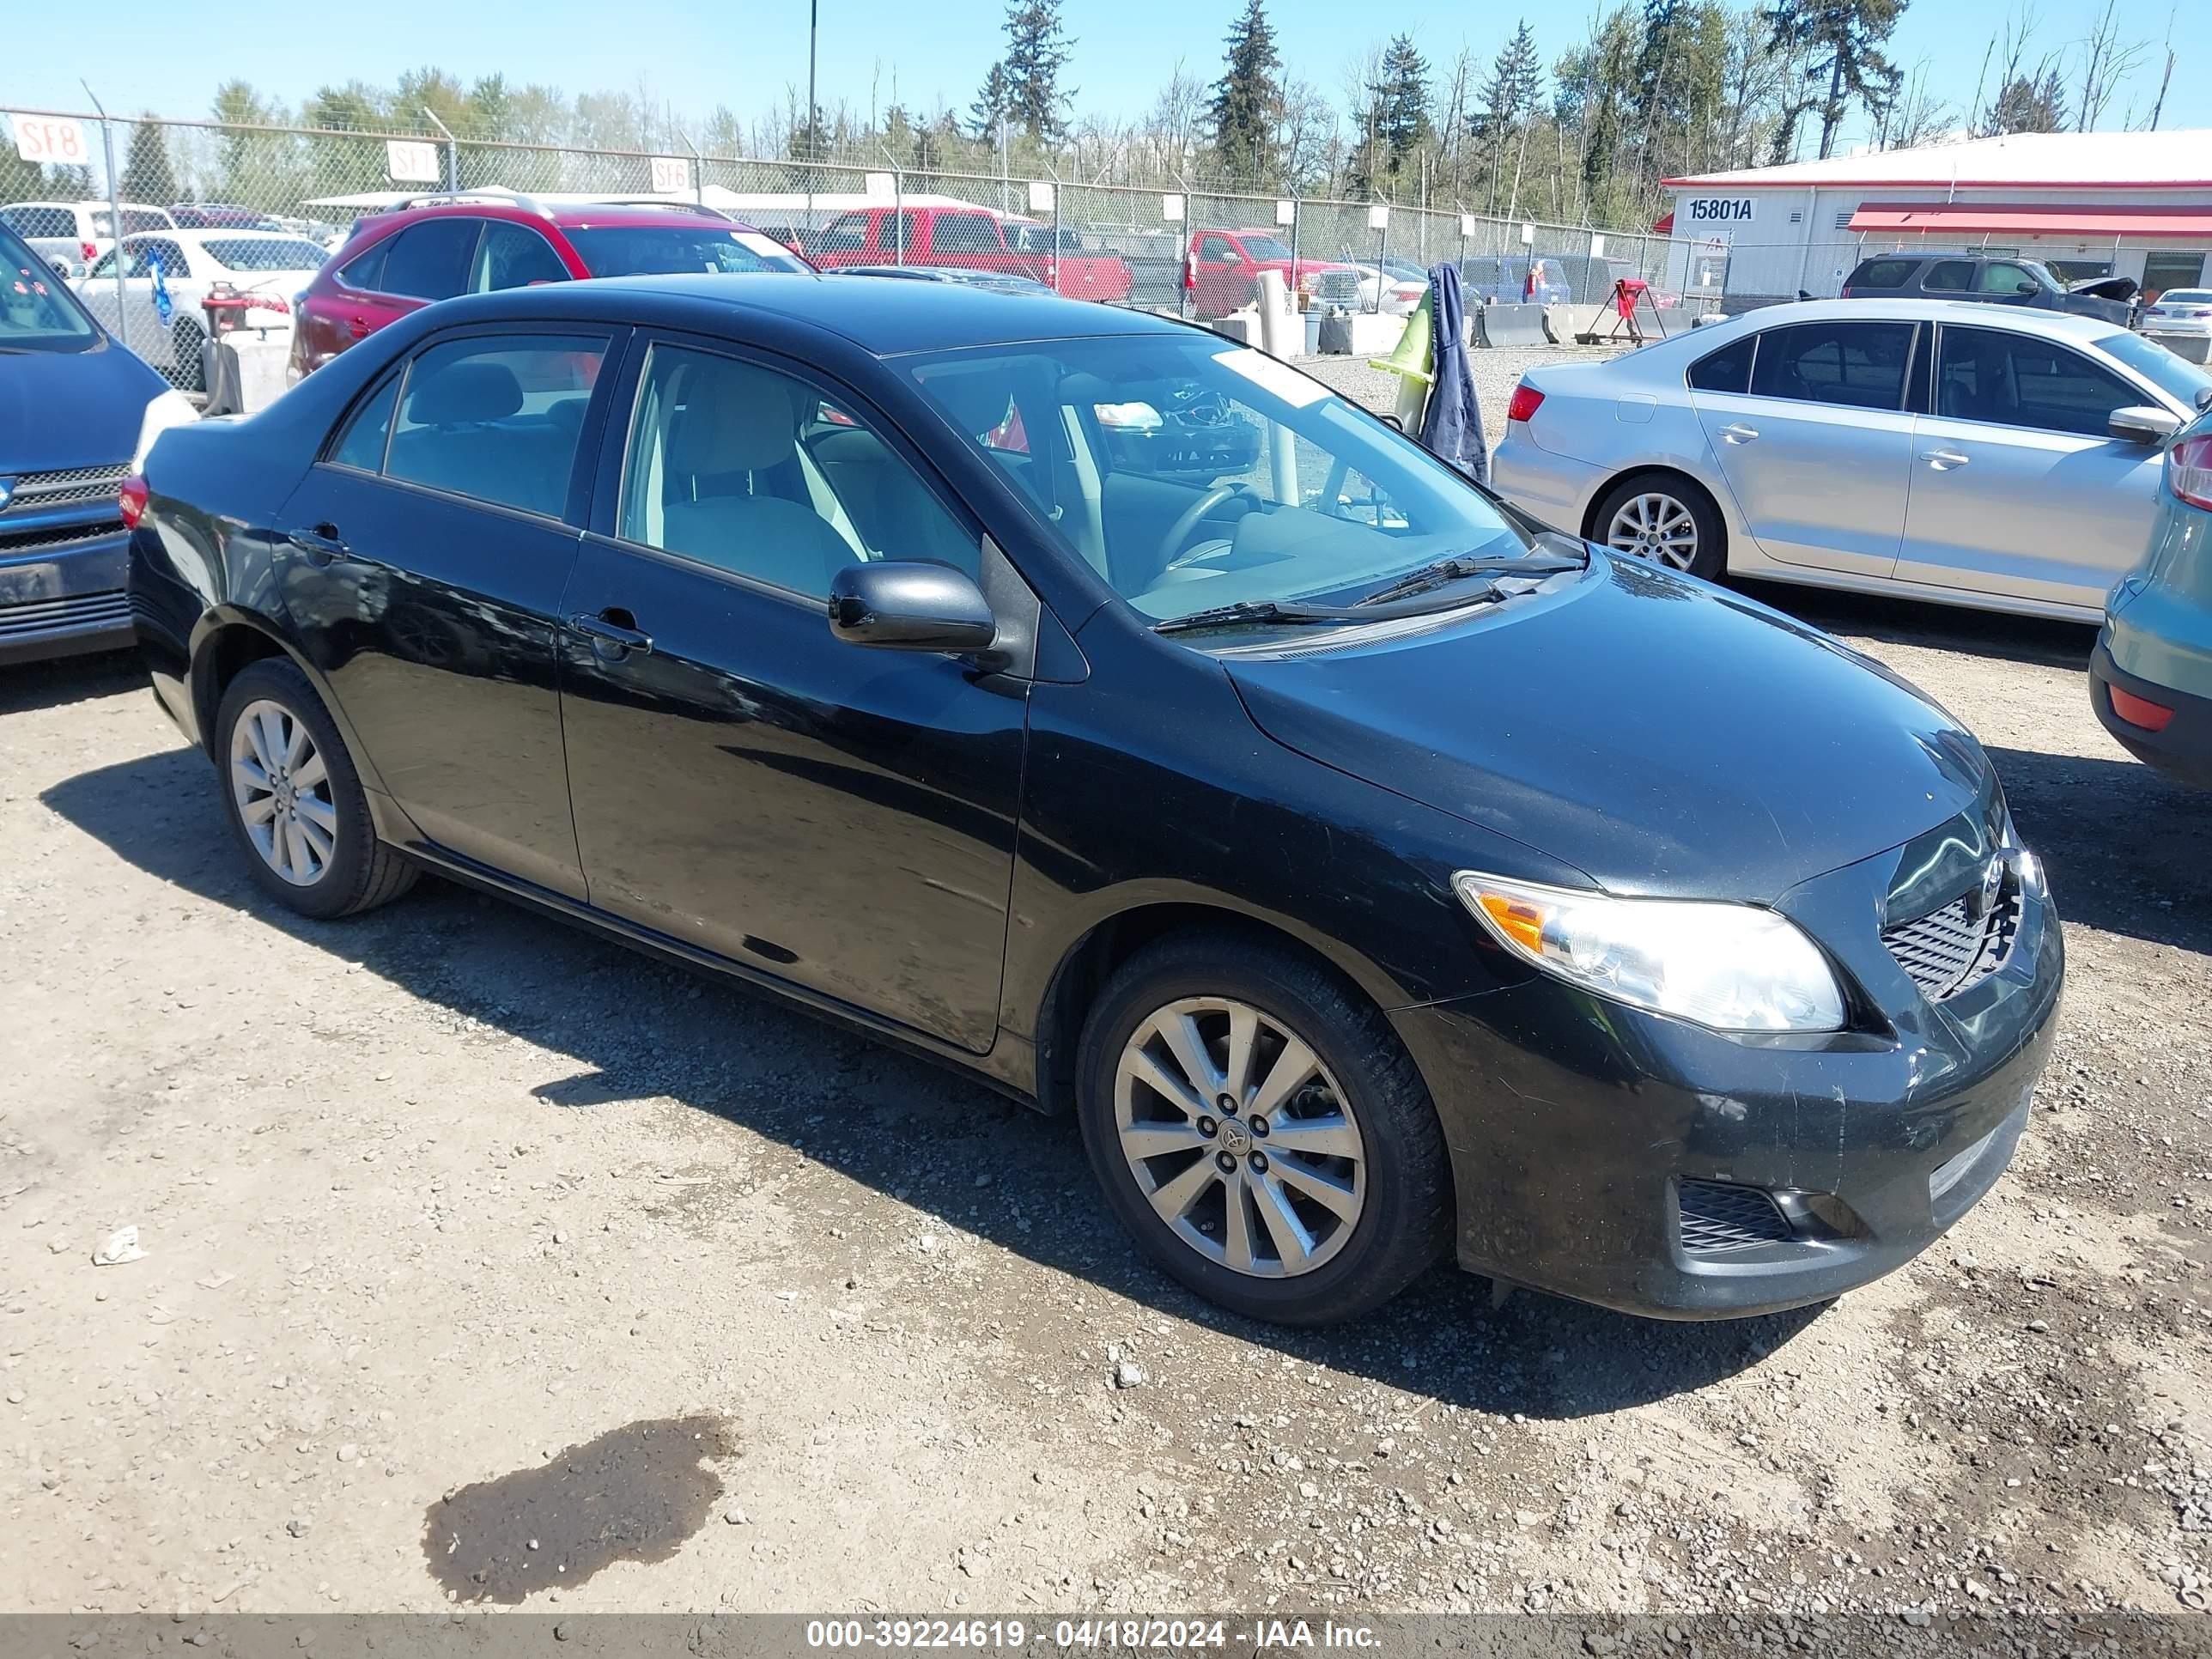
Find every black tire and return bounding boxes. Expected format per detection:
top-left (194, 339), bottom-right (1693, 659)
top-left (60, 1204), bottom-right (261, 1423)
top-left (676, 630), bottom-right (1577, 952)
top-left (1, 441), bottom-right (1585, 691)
top-left (171, 319), bottom-right (207, 394)
top-left (1075, 932), bottom-right (1452, 1326)
top-left (1591, 470), bottom-right (1726, 581)
top-left (212, 658), bottom-right (417, 920)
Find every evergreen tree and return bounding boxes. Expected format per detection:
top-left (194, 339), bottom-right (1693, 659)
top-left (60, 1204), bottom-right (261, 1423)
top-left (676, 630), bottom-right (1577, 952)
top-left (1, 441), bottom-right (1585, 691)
top-left (969, 62), bottom-right (1013, 141)
top-left (1475, 21), bottom-right (1546, 139)
top-left (1366, 33), bottom-right (1434, 181)
top-left (120, 119), bottom-right (177, 207)
top-left (210, 82), bottom-right (298, 209)
top-left (1764, 0), bottom-right (1906, 159)
top-left (1984, 70), bottom-right (2065, 133)
top-left (1000, 0), bottom-right (1075, 143)
top-left (1209, 0), bottom-right (1282, 185)
top-left (0, 143), bottom-right (41, 210)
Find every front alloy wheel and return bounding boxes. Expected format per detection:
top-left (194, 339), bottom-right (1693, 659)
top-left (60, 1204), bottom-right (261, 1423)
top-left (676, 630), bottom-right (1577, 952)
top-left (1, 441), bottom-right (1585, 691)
top-left (1115, 996), bottom-right (1367, 1279)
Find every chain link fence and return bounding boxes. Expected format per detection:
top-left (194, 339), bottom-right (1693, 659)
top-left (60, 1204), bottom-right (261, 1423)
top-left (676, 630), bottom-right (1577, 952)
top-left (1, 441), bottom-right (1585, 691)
top-left (6, 107), bottom-right (1681, 395)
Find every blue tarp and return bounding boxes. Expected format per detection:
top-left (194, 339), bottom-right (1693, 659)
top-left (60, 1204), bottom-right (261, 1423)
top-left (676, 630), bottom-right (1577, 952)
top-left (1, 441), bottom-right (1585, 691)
top-left (1419, 263), bottom-right (1486, 486)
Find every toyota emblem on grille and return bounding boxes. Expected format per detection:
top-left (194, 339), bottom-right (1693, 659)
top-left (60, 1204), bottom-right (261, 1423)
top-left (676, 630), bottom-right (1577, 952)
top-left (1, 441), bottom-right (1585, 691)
top-left (1966, 854), bottom-right (2006, 922)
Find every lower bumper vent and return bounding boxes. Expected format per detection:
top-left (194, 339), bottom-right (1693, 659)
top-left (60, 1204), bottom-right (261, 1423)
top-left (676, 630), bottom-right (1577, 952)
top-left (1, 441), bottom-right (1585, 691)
top-left (1678, 1179), bottom-right (1793, 1255)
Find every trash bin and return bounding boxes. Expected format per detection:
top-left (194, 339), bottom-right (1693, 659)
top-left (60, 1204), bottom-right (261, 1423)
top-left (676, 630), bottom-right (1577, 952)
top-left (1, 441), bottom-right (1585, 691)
top-left (1304, 311), bottom-right (1323, 355)
top-left (1317, 308), bottom-right (1353, 356)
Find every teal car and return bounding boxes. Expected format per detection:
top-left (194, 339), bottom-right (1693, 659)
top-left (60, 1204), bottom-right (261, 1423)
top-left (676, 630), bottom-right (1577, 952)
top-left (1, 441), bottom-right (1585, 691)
top-left (2093, 396), bottom-right (2212, 786)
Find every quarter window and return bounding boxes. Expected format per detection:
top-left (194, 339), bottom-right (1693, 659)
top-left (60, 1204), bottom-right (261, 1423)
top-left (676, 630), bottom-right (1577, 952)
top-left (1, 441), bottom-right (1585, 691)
top-left (1687, 334), bottom-right (1754, 394)
top-left (383, 334), bottom-right (606, 518)
top-left (617, 343), bottom-right (975, 597)
top-left (1747, 320), bottom-right (1914, 411)
top-left (379, 218), bottom-right (482, 301)
top-left (336, 237), bottom-right (390, 293)
top-left (328, 375), bottom-right (400, 471)
top-left (1934, 325), bottom-right (2140, 437)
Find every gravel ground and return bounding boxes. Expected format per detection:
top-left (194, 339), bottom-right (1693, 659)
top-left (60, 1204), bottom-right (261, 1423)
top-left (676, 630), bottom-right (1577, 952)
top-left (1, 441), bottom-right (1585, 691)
top-left (1299, 343), bottom-right (1619, 447)
top-left (3, 357), bottom-right (2209, 1625)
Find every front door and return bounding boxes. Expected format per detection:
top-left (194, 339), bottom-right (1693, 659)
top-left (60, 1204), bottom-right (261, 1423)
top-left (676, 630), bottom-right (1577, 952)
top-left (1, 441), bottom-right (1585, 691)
top-left (1191, 234), bottom-right (1249, 318)
top-left (557, 335), bottom-right (1027, 1052)
top-left (78, 237), bottom-right (185, 369)
top-left (273, 326), bottom-right (619, 897)
top-left (1691, 317), bottom-right (1920, 577)
top-left (1895, 321), bottom-right (2169, 612)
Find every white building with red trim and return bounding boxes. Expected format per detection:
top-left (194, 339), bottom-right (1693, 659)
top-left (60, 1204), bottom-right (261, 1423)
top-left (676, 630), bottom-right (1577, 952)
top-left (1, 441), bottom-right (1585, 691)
top-left (1656, 130), bottom-right (2212, 311)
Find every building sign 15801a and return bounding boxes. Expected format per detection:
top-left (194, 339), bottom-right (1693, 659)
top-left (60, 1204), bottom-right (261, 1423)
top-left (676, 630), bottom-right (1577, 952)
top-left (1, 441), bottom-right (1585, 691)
top-left (1681, 197), bottom-right (1757, 226)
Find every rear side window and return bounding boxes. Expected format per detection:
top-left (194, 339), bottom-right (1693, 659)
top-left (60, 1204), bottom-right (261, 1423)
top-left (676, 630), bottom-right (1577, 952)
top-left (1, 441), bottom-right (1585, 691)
top-left (379, 218), bottom-right (481, 301)
top-left (328, 375), bottom-right (400, 471)
top-left (1749, 321), bottom-right (1915, 410)
top-left (2, 205), bottom-right (76, 240)
top-left (471, 222), bottom-right (567, 292)
top-left (384, 334), bottom-right (607, 518)
top-left (336, 237), bottom-right (390, 292)
top-left (1848, 257), bottom-right (1917, 290)
top-left (1923, 260), bottom-right (1972, 291)
top-left (933, 214), bottom-right (1001, 255)
top-left (1687, 335), bottom-right (1754, 394)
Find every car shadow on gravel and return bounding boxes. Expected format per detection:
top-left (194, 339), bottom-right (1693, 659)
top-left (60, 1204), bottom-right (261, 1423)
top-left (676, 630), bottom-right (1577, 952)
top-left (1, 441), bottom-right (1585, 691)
top-left (0, 649), bottom-right (146, 715)
top-left (1736, 582), bottom-right (2099, 672)
top-left (46, 744), bottom-right (1820, 1419)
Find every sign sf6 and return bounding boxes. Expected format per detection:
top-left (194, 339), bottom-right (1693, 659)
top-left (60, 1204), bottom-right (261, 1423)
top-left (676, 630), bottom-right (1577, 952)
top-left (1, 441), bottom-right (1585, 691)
top-left (1681, 197), bottom-right (1757, 226)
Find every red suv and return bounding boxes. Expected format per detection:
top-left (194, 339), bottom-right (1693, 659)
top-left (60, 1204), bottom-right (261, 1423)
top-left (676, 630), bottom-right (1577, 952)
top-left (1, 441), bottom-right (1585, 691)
top-left (806, 203), bottom-right (1133, 303)
top-left (290, 195), bottom-right (811, 378)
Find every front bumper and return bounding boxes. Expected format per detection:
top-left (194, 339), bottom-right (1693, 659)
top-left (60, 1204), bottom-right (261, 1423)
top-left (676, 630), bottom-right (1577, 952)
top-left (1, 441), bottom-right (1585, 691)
top-left (2091, 635), bottom-right (2212, 788)
top-left (0, 528), bottom-right (133, 665)
top-left (1390, 828), bottom-right (2063, 1320)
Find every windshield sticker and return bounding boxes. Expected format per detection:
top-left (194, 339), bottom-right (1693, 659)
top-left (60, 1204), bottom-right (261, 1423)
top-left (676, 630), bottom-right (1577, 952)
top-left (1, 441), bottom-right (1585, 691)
top-left (1212, 348), bottom-right (1330, 409)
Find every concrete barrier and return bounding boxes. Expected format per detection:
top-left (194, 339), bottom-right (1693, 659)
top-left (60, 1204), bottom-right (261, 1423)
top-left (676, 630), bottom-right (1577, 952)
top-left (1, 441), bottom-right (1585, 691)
top-left (1541, 304), bottom-right (1577, 344)
top-left (1475, 302), bottom-right (1549, 349)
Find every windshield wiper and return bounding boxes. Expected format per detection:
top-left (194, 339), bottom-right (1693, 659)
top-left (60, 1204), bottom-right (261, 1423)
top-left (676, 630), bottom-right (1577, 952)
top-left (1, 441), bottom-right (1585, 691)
top-left (1152, 599), bottom-right (1365, 635)
top-left (1354, 550), bottom-right (1585, 608)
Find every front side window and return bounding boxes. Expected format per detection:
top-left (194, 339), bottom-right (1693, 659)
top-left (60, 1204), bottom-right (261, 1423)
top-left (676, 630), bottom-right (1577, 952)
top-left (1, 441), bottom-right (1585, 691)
top-left (1977, 261), bottom-right (2038, 296)
top-left (1198, 234), bottom-right (1239, 263)
top-left (617, 344), bottom-right (975, 598)
top-left (380, 218), bottom-right (482, 301)
top-left (383, 334), bottom-right (606, 517)
top-left (562, 225), bottom-right (808, 276)
top-left (0, 225), bottom-right (96, 350)
top-left (816, 213), bottom-right (872, 252)
top-left (336, 237), bottom-right (390, 292)
top-left (905, 335), bottom-right (1541, 625)
top-left (471, 222), bottom-right (568, 292)
top-left (932, 214), bottom-right (1001, 255)
top-left (1935, 325), bottom-right (2142, 437)
top-left (1748, 320), bottom-right (1914, 411)
top-left (1237, 234), bottom-right (1293, 263)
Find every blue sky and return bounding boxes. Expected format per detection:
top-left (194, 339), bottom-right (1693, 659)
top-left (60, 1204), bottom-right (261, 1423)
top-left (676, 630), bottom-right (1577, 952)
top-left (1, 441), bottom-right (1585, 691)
top-left (4, 0), bottom-right (2205, 153)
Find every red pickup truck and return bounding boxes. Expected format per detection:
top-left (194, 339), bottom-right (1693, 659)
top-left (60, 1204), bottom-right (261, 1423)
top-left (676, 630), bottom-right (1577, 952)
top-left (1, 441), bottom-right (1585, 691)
top-left (809, 204), bottom-right (1133, 302)
top-left (1186, 228), bottom-right (1361, 319)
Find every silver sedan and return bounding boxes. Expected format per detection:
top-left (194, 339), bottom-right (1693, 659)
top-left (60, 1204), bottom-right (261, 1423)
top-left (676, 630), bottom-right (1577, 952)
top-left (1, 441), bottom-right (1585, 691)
top-left (1491, 298), bottom-right (2212, 622)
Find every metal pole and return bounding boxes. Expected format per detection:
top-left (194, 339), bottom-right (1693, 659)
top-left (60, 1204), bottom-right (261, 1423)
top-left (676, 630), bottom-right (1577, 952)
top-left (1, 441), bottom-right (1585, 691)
top-left (807, 0), bottom-right (820, 162)
top-left (1374, 213), bottom-right (1387, 313)
top-left (421, 106), bottom-right (457, 192)
top-left (894, 168), bottom-right (904, 264)
top-left (677, 128), bottom-right (703, 205)
top-left (81, 82), bottom-right (127, 349)
top-left (1052, 176), bottom-right (1063, 295)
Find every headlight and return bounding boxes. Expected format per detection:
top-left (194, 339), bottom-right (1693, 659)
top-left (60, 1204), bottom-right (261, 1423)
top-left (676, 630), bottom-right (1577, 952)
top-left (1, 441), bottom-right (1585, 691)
top-left (1454, 872), bottom-right (1846, 1033)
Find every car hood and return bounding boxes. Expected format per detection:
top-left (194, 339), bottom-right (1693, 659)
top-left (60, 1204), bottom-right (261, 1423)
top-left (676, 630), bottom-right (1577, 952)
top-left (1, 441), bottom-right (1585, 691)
top-left (0, 337), bottom-right (164, 472)
top-left (1226, 553), bottom-right (1995, 902)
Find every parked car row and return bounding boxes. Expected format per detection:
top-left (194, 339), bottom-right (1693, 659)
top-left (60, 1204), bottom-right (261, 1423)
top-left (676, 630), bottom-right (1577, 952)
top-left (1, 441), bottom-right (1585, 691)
top-left (3, 200), bottom-right (346, 280)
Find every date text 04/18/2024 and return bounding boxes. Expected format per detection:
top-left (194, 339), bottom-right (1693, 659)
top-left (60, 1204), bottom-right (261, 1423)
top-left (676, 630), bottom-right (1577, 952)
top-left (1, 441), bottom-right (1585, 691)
top-left (801, 1620), bottom-right (1382, 1650)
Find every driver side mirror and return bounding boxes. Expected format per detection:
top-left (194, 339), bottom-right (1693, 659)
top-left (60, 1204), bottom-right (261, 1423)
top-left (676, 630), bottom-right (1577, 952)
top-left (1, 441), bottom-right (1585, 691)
top-left (2109, 404), bottom-right (2182, 446)
top-left (827, 562), bottom-right (999, 654)
top-left (2014, 281), bottom-right (2039, 296)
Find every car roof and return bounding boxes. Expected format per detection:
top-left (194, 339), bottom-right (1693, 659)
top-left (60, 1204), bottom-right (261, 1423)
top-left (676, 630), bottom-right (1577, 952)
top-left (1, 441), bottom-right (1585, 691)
top-left (349, 198), bottom-right (761, 240)
top-left (1710, 295), bottom-right (2123, 341)
top-left (408, 270), bottom-right (1180, 356)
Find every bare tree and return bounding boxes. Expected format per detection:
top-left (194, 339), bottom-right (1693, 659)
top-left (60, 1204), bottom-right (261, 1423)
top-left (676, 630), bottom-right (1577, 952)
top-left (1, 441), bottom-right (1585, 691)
top-left (1876, 59), bottom-right (1952, 149)
top-left (2073, 0), bottom-right (2148, 131)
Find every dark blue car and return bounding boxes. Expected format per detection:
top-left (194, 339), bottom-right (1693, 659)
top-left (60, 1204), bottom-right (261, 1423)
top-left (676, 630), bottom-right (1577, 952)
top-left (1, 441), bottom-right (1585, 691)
top-left (2, 221), bottom-right (179, 665)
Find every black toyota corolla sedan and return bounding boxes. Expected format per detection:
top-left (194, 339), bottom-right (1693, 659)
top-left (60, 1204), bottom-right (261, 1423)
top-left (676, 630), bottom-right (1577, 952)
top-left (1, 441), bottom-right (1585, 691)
top-left (126, 275), bottom-right (2063, 1326)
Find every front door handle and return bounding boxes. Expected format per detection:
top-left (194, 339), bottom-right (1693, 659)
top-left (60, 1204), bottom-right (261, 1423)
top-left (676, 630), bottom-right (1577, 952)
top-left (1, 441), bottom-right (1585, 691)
top-left (569, 611), bottom-right (653, 659)
top-left (286, 524), bottom-right (353, 567)
top-left (1922, 448), bottom-right (1972, 471)
top-left (347, 315), bottom-right (371, 338)
top-left (1720, 422), bottom-right (1759, 443)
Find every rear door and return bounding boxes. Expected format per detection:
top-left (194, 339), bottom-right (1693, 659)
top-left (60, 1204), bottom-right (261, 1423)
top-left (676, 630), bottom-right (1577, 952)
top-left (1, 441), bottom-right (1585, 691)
top-left (349, 216), bottom-right (482, 337)
top-left (556, 332), bottom-right (1028, 1051)
top-left (1896, 321), bottom-right (2169, 611)
top-left (272, 325), bottom-right (620, 896)
top-left (1688, 317), bottom-right (1919, 576)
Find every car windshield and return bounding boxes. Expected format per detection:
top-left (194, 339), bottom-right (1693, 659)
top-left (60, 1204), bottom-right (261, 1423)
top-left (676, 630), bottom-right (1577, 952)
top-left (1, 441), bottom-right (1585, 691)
top-left (91, 209), bottom-right (171, 236)
top-left (2157, 289), bottom-right (2212, 306)
top-left (565, 225), bottom-right (810, 276)
top-left (0, 227), bottom-right (97, 351)
top-left (203, 237), bottom-right (329, 271)
top-left (904, 332), bottom-right (1543, 629)
top-left (2100, 327), bottom-right (2212, 408)
top-left (1238, 234), bottom-right (1294, 262)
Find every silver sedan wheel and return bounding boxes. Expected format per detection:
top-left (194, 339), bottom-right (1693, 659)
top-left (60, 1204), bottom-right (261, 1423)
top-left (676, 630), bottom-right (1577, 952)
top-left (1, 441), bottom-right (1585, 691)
top-left (228, 698), bottom-right (337, 887)
top-left (1605, 491), bottom-right (1699, 570)
top-left (1114, 996), bottom-right (1366, 1279)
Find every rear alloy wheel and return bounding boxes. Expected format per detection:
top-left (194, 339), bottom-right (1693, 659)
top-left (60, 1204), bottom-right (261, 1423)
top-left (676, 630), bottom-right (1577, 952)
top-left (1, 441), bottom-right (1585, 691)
top-left (1077, 934), bottom-right (1451, 1325)
top-left (214, 659), bottom-right (417, 920)
top-left (1595, 473), bottom-right (1723, 580)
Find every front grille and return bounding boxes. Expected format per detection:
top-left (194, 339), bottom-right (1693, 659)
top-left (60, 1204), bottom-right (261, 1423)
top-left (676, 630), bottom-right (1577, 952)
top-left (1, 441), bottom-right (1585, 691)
top-left (1678, 1180), bottom-right (1793, 1255)
top-left (1883, 884), bottom-right (2020, 1002)
top-left (0, 518), bottom-right (126, 556)
top-left (3, 464), bottom-right (130, 515)
top-left (0, 587), bottom-right (131, 639)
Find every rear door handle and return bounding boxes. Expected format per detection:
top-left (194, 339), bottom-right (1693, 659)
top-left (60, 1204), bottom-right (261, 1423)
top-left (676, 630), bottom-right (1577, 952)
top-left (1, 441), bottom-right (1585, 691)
top-left (286, 525), bottom-right (354, 567)
top-left (1720, 422), bottom-right (1759, 443)
top-left (347, 315), bottom-right (371, 338)
top-left (1922, 448), bottom-right (1971, 471)
top-left (569, 611), bottom-right (653, 658)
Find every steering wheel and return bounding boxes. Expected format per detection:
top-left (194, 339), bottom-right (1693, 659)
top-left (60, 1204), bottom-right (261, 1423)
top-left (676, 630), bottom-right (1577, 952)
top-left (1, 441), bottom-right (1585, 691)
top-left (1158, 483), bottom-right (1253, 571)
